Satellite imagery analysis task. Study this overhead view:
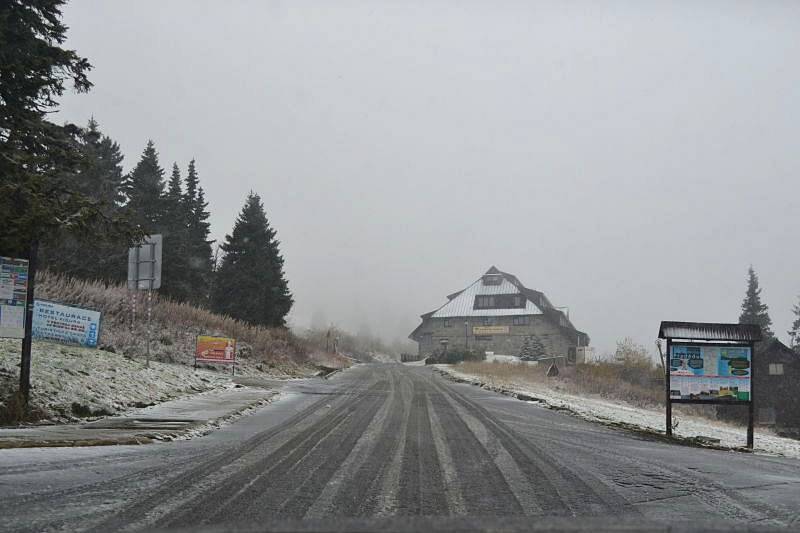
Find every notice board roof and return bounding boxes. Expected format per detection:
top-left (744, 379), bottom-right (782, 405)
top-left (658, 321), bottom-right (763, 342)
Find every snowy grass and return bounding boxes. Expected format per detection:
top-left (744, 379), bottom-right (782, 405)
top-left (0, 272), bottom-right (351, 424)
top-left (440, 363), bottom-right (800, 458)
top-left (0, 338), bottom-right (229, 424)
top-left (459, 359), bottom-right (664, 408)
top-left (34, 271), bottom-right (316, 374)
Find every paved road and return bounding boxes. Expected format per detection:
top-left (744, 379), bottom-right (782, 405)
top-left (1, 364), bottom-right (799, 531)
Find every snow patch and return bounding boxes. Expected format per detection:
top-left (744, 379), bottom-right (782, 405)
top-left (437, 364), bottom-right (800, 459)
top-left (0, 339), bottom-right (230, 423)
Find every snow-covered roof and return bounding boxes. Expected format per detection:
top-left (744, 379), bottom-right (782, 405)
top-left (430, 274), bottom-right (544, 318)
top-left (409, 266), bottom-right (590, 345)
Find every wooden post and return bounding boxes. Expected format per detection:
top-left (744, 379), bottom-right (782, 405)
top-left (19, 241), bottom-right (39, 406)
top-left (665, 338), bottom-right (672, 437)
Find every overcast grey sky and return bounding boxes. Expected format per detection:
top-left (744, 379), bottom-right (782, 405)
top-left (56, 1), bottom-right (800, 354)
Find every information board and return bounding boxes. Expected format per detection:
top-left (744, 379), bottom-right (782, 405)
top-left (195, 335), bottom-right (236, 364)
top-left (32, 300), bottom-right (102, 347)
top-left (669, 344), bottom-right (751, 402)
top-left (0, 256), bottom-right (29, 339)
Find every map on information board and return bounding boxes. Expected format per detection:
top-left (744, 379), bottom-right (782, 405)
top-left (0, 256), bottom-right (29, 339)
top-left (669, 344), bottom-right (751, 402)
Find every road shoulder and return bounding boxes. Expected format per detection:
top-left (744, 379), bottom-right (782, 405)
top-left (430, 363), bottom-right (800, 459)
top-left (0, 383), bottom-right (278, 449)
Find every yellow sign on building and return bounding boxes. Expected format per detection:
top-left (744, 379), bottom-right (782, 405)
top-left (472, 325), bottom-right (510, 335)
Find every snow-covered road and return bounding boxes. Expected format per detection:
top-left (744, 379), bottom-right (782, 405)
top-left (1, 364), bottom-right (799, 532)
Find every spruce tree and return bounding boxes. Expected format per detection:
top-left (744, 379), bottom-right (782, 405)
top-left (789, 296), bottom-right (800, 352)
top-left (211, 192), bottom-right (293, 327)
top-left (738, 266), bottom-right (773, 339)
top-left (0, 2), bottom-right (138, 257)
top-left (39, 118), bottom-right (130, 282)
top-left (183, 160), bottom-right (213, 305)
top-left (123, 140), bottom-right (165, 233)
top-left (158, 163), bottom-right (192, 301)
top-left (519, 334), bottom-right (546, 361)
top-left (530, 334), bottom-right (547, 360)
top-left (72, 118), bottom-right (125, 209)
top-left (519, 336), bottom-right (533, 360)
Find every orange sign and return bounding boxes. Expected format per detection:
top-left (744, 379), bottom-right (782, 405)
top-left (196, 335), bottom-right (236, 364)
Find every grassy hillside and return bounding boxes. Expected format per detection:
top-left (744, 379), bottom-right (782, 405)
top-left (1, 272), bottom-right (350, 423)
top-left (33, 271), bottom-right (322, 373)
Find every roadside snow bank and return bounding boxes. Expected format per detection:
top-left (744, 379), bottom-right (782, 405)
top-left (437, 364), bottom-right (800, 459)
top-left (0, 339), bottom-right (230, 423)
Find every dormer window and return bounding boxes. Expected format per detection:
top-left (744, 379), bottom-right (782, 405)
top-left (475, 295), bottom-right (496, 308)
top-left (482, 274), bottom-right (502, 286)
top-left (474, 294), bottom-right (526, 309)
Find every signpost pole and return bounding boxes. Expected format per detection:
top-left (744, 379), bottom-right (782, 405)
top-left (19, 241), bottom-right (38, 406)
top-left (131, 246), bottom-right (139, 332)
top-left (665, 338), bottom-right (672, 437)
top-left (747, 341), bottom-right (755, 449)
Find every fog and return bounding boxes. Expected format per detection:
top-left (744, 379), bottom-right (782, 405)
top-left (56, 1), bottom-right (800, 354)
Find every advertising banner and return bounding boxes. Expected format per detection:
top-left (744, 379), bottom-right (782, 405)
top-left (669, 344), bottom-right (751, 401)
top-left (32, 300), bottom-right (102, 348)
top-left (472, 326), bottom-right (510, 335)
top-left (0, 256), bottom-right (29, 339)
top-left (196, 335), bottom-right (236, 364)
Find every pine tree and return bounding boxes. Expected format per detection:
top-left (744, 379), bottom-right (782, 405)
top-left (738, 266), bottom-right (774, 339)
top-left (0, 2), bottom-right (138, 257)
top-left (165, 163), bottom-right (183, 208)
top-left (520, 334), bottom-right (546, 360)
top-left (39, 119), bottom-right (131, 282)
top-left (184, 159), bottom-right (199, 208)
top-left (789, 296), bottom-right (800, 353)
top-left (211, 192), bottom-right (293, 327)
top-left (183, 160), bottom-right (213, 305)
top-left (123, 140), bottom-right (165, 233)
top-left (158, 163), bottom-right (192, 301)
top-left (73, 118), bottom-right (125, 209)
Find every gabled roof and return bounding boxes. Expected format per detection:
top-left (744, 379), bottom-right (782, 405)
top-left (410, 266), bottom-right (588, 344)
top-left (757, 338), bottom-right (799, 362)
top-left (658, 321), bottom-right (763, 342)
top-left (430, 272), bottom-right (543, 318)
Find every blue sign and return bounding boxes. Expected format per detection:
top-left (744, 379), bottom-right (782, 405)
top-left (32, 300), bottom-right (102, 348)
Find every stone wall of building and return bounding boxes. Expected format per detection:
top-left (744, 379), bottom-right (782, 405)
top-left (415, 314), bottom-right (574, 358)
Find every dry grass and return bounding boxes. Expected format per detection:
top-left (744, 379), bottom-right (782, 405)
top-left (35, 271), bottom-right (316, 374)
top-left (459, 358), bottom-right (664, 409)
top-left (459, 357), bottom-right (720, 422)
top-left (0, 390), bottom-right (47, 426)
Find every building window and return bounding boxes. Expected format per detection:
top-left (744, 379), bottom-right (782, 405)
top-left (482, 275), bottom-right (502, 286)
top-left (483, 317), bottom-right (495, 326)
top-left (769, 363), bottom-right (784, 375)
top-left (475, 296), bottom-right (496, 309)
top-left (474, 294), bottom-right (525, 310)
top-left (513, 315), bottom-right (530, 326)
top-left (443, 319), bottom-right (451, 328)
